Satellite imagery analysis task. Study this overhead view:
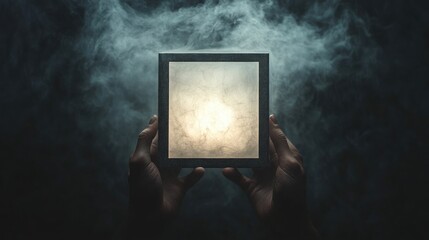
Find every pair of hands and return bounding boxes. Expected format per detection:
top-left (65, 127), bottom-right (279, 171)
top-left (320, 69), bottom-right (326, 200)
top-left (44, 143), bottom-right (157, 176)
top-left (128, 115), bottom-right (318, 239)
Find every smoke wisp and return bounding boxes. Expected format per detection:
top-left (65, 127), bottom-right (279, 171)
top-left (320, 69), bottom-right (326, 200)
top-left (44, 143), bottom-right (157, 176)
top-left (3, 0), bottom-right (428, 239)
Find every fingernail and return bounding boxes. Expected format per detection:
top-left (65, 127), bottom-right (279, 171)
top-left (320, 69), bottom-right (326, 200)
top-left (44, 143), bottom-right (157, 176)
top-left (270, 114), bottom-right (278, 124)
top-left (149, 115), bottom-right (157, 124)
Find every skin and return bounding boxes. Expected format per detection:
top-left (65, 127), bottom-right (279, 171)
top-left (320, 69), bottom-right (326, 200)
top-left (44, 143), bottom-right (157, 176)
top-left (128, 115), bottom-right (205, 239)
top-left (223, 115), bottom-right (319, 239)
top-left (128, 114), bottom-right (318, 239)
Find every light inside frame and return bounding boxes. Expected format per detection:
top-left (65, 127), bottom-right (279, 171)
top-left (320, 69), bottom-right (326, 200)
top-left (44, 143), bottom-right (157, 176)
top-left (168, 62), bottom-right (259, 159)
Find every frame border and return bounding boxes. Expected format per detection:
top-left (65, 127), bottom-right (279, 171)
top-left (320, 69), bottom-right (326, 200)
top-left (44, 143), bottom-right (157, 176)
top-left (158, 53), bottom-right (269, 168)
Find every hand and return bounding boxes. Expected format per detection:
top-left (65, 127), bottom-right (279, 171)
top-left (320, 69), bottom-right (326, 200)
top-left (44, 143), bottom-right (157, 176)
top-left (128, 115), bottom-right (205, 239)
top-left (223, 114), bottom-right (318, 239)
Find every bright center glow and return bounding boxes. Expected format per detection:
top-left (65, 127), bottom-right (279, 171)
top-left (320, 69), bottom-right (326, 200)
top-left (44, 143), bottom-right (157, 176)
top-left (194, 99), bottom-right (233, 134)
top-left (168, 61), bottom-right (259, 158)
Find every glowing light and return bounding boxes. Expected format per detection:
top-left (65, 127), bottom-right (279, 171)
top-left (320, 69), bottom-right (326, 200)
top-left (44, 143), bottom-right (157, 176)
top-left (168, 61), bottom-right (259, 158)
top-left (193, 99), bottom-right (234, 134)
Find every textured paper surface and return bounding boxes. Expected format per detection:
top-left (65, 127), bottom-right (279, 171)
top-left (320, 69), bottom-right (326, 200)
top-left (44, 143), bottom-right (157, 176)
top-left (169, 62), bottom-right (259, 158)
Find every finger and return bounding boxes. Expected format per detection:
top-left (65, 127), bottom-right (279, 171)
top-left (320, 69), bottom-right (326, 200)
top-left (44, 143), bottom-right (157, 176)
top-left (252, 137), bottom-right (278, 180)
top-left (181, 167), bottom-right (205, 191)
top-left (269, 115), bottom-right (303, 176)
top-left (286, 137), bottom-right (303, 163)
top-left (269, 114), bottom-right (293, 159)
top-left (150, 131), bottom-right (159, 162)
top-left (130, 115), bottom-right (158, 170)
top-left (269, 137), bottom-right (278, 166)
top-left (222, 167), bottom-right (252, 192)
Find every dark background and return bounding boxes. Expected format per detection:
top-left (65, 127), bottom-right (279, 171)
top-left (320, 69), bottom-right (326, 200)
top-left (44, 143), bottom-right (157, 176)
top-left (2, 0), bottom-right (428, 239)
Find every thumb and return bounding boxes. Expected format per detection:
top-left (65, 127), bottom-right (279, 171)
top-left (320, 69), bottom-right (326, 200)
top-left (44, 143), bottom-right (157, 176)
top-left (130, 115), bottom-right (158, 173)
top-left (181, 167), bottom-right (205, 191)
top-left (222, 168), bottom-right (253, 193)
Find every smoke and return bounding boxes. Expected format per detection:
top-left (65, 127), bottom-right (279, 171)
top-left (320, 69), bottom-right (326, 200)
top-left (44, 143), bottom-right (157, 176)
top-left (3, 0), bottom-right (428, 239)
top-left (80, 0), bottom-right (367, 115)
top-left (71, 0), bottom-right (379, 238)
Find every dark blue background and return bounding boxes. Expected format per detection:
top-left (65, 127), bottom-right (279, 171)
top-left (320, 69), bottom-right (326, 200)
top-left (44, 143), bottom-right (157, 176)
top-left (2, 0), bottom-right (428, 239)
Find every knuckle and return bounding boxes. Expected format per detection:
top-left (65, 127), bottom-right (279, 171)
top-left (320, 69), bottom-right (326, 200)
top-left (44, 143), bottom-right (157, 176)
top-left (138, 128), bottom-right (151, 139)
top-left (150, 137), bottom-right (158, 155)
top-left (285, 158), bottom-right (304, 177)
top-left (129, 152), bottom-right (149, 167)
top-left (151, 141), bottom-right (158, 151)
top-left (275, 130), bottom-right (288, 143)
top-left (294, 152), bottom-right (304, 163)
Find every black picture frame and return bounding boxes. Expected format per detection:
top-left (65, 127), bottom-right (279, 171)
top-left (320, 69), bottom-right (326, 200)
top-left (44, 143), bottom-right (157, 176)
top-left (158, 52), bottom-right (269, 168)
